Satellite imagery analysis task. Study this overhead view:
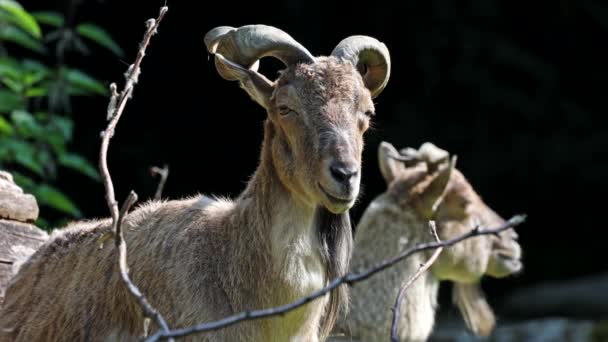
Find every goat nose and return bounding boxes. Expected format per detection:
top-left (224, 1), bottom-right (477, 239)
top-left (330, 162), bottom-right (358, 184)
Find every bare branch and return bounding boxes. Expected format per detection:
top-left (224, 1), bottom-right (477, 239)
top-left (98, 5), bottom-right (172, 339)
top-left (390, 221), bottom-right (444, 342)
top-left (147, 214), bottom-right (526, 341)
top-left (150, 164), bottom-right (169, 200)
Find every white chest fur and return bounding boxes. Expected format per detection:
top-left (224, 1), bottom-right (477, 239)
top-left (271, 217), bottom-right (326, 298)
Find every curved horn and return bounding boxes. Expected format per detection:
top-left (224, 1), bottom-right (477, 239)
top-left (204, 25), bottom-right (315, 80)
top-left (331, 36), bottom-right (391, 98)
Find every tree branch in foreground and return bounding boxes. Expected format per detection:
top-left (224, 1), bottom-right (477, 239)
top-left (147, 214), bottom-right (526, 341)
top-left (150, 164), bottom-right (169, 200)
top-left (98, 5), bottom-right (171, 339)
top-left (390, 221), bottom-right (444, 342)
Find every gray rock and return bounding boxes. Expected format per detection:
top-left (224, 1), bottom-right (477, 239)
top-left (0, 170), bottom-right (39, 222)
top-left (0, 219), bottom-right (48, 306)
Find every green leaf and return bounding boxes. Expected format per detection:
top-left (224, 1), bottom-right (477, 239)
top-left (11, 109), bottom-right (44, 138)
top-left (75, 23), bottom-right (123, 56)
top-left (23, 72), bottom-right (46, 86)
top-left (30, 11), bottom-right (63, 28)
top-left (0, 56), bottom-right (22, 79)
top-left (0, 90), bottom-right (23, 112)
top-left (59, 153), bottom-right (100, 181)
top-left (0, 0), bottom-right (41, 38)
top-left (9, 139), bottom-right (43, 175)
top-left (63, 68), bottom-right (107, 95)
top-left (11, 171), bottom-right (35, 191)
top-left (0, 115), bottom-right (13, 135)
top-left (21, 59), bottom-right (50, 74)
top-left (22, 60), bottom-right (50, 87)
top-left (34, 184), bottom-right (81, 217)
top-left (25, 87), bottom-right (47, 97)
top-left (34, 216), bottom-right (49, 229)
top-left (0, 25), bottom-right (46, 53)
top-left (50, 115), bottom-right (73, 141)
top-left (1, 76), bottom-right (22, 92)
top-left (44, 131), bottom-right (65, 154)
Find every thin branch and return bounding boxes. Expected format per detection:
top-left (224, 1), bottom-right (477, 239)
top-left (390, 221), bottom-right (444, 342)
top-left (98, 5), bottom-right (172, 339)
top-left (147, 214), bottom-right (526, 341)
top-left (150, 164), bottom-right (169, 200)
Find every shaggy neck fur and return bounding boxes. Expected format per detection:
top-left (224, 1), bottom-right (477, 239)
top-left (227, 119), bottom-right (353, 340)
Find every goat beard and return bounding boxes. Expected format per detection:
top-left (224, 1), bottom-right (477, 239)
top-left (453, 283), bottom-right (496, 337)
top-left (315, 206), bottom-right (354, 340)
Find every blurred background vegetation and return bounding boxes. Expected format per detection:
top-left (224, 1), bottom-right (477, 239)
top-left (0, 0), bottom-right (122, 227)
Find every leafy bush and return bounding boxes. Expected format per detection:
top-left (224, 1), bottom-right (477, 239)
top-left (0, 0), bottom-right (121, 227)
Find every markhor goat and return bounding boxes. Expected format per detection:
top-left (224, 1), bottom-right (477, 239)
top-left (0, 25), bottom-right (391, 342)
top-left (335, 142), bottom-right (522, 341)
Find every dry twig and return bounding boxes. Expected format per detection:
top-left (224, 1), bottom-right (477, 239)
top-left (147, 214), bottom-right (526, 341)
top-left (390, 221), bottom-right (444, 342)
top-left (150, 164), bottom-right (169, 200)
top-left (98, 5), bottom-right (172, 339)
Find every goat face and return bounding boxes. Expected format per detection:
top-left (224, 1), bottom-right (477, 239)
top-left (205, 26), bottom-right (391, 214)
top-left (269, 58), bottom-right (375, 213)
top-left (433, 171), bottom-right (522, 282)
top-left (375, 141), bottom-right (524, 337)
top-left (378, 141), bottom-right (522, 282)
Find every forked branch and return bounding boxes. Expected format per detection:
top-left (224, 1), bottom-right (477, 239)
top-left (98, 5), bottom-right (172, 339)
top-left (390, 221), bottom-right (444, 342)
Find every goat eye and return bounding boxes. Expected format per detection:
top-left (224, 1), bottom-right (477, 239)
top-left (278, 105), bottom-right (293, 116)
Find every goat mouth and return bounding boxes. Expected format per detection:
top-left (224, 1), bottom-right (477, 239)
top-left (496, 253), bottom-right (523, 271)
top-left (318, 183), bottom-right (354, 205)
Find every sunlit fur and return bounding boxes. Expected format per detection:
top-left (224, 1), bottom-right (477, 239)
top-left (335, 142), bottom-right (522, 342)
top-left (0, 57), bottom-right (375, 341)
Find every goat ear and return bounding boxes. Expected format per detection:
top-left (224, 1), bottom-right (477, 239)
top-left (453, 283), bottom-right (496, 337)
top-left (378, 141), bottom-right (404, 184)
top-left (214, 53), bottom-right (274, 109)
top-left (416, 155), bottom-right (456, 218)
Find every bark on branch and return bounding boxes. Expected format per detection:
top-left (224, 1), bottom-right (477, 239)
top-left (98, 5), bottom-right (171, 339)
top-left (390, 221), bottom-right (444, 342)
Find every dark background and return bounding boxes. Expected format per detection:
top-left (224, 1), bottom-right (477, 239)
top-left (18, 0), bottom-right (608, 306)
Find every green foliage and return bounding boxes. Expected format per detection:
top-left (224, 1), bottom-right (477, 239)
top-left (30, 11), bottom-right (63, 28)
top-left (76, 23), bottom-right (123, 57)
top-left (0, 0), bottom-right (40, 38)
top-left (0, 1), bottom-right (121, 226)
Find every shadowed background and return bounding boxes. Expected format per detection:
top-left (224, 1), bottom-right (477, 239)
top-left (13, 0), bottom-right (608, 321)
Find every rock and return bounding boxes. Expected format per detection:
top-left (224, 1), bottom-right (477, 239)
top-left (0, 170), bottom-right (46, 306)
top-left (0, 192), bottom-right (39, 222)
top-left (0, 170), bottom-right (39, 222)
top-left (0, 219), bottom-right (48, 306)
top-left (0, 171), bottom-right (13, 182)
top-left (0, 176), bottom-right (22, 193)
